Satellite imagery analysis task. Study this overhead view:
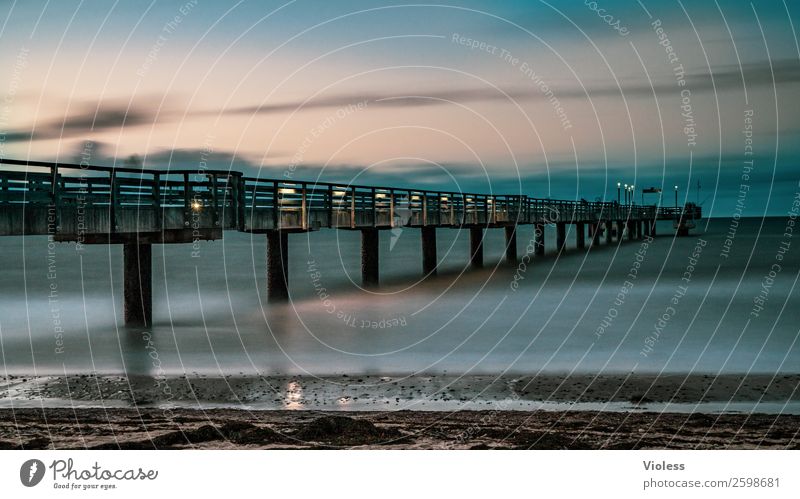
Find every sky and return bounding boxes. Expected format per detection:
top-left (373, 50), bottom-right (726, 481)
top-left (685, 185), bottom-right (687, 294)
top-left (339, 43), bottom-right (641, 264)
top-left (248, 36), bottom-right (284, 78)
top-left (0, 0), bottom-right (798, 216)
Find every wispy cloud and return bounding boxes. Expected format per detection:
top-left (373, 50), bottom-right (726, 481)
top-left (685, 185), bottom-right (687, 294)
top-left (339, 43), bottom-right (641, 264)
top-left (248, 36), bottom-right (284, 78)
top-left (195, 59), bottom-right (800, 115)
top-left (1, 102), bottom-right (159, 143)
top-left (3, 59), bottom-right (796, 144)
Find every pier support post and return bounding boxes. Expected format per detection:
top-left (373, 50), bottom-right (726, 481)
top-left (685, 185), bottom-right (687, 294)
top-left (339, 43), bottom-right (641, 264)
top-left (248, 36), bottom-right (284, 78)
top-left (650, 219), bottom-right (657, 237)
top-left (534, 223), bottom-right (545, 256)
top-left (504, 225), bottom-right (518, 264)
top-left (421, 226), bottom-right (437, 276)
top-left (123, 242), bottom-right (152, 327)
top-left (590, 223), bottom-right (600, 246)
top-left (627, 221), bottom-right (635, 241)
top-left (361, 228), bottom-right (379, 287)
top-left (605, 220), bottom-right (613, 244)
top-left (617, 220), bottom-right (624, 242)
top-left (556, 222), bottom-right (566, 253)
top-left (267, 230), bottom-right (289, 302)
top-left (576, 222), bottom-right (585, 249)
top-left (469, 227), bottom-right (484, 268)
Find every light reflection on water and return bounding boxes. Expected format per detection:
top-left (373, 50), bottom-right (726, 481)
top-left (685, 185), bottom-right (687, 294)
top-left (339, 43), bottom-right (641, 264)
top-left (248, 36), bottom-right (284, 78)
top-left (284, 380), bottom-right (304, 410)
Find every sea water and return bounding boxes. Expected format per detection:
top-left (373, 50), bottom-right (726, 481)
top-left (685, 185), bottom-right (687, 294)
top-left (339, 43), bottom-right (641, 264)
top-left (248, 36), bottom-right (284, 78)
top-left (0, 217), bottom-right (797, 377)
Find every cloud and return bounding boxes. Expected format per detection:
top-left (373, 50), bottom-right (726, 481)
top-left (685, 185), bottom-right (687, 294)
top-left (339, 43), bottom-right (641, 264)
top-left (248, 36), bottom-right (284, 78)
top-left (3, 59), bottom-right (796, 145)
top-left (141, 147), bottom-right (266, 174)
top-left (582, 59), bottom-right (800, 98)
top-left (204, 59), bottom-right (800, 118)
top-left (201, 87), bottom-right (542, 117)
top-left (0, 101), bottom-right (160, 143)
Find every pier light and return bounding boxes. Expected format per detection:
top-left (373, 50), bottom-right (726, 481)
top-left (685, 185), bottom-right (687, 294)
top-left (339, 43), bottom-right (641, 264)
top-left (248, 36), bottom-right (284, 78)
top-left (375, 193), bottom-right (387, 199)
top-left (278, 188), bottom-right (296, 195)
top-left (487, 198), bottom-right (493, 204)
top-left (411, 195), bottom-right (421, 201)
top-left (191, 200), bottom-right (202, 211)
top-left (333, 190), bottom-right (347, 197)
top-left (440, 196), bottom-right (448, 201)
top-left (466, 197), bottom-right (473, 202)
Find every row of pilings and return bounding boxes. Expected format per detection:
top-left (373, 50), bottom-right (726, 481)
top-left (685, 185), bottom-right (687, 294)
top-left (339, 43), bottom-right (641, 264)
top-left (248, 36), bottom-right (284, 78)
top-left (264, 218), bottom-right (656, 303)
top-left (122, 218), bottom-right (656, 326)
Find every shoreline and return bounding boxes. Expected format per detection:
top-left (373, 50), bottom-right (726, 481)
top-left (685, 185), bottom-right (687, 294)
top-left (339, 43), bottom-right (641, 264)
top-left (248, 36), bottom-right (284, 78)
top-left (2, 373), bottom-right (798, 413)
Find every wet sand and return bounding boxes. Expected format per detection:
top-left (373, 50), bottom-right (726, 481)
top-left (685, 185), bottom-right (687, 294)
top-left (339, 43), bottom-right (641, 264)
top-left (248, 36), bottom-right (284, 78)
top-left (2, 373), bottom-right (798, 410)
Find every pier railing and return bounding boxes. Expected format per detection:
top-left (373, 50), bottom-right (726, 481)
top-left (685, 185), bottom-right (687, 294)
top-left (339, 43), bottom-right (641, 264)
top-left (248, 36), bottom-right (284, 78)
top-left (0, 159), bottom-right (241, 239)
top-left (1, 158), bottom-right (694, 239)
top-left (239, 177), bottom-right (661, 232)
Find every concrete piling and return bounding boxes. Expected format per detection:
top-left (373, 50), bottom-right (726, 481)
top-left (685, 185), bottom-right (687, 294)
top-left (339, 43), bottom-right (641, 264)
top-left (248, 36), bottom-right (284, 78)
top-left (534, 223), bottom-right (545, 256)
top-left (267, 230), bottom-right (289, 302)
top-left (123, 242), bottom-right (152, 327)
top-left (421, 226), bottom-right (437, 276)
top-left (556, 222), bottom-right (566, 253)
top-left (504, 225), bottom-right (518, 263)
top-left (361, 228), bottom-right (380, 287)
top-left (470, 227), bottom-right (484, 268)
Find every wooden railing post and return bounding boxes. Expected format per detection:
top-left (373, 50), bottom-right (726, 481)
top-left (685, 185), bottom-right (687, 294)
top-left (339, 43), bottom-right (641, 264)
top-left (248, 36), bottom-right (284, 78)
top-left (50, 163), bottom-right (60, 232)
top-left (449, 194), bottom-right (454, 225)
top-left (350, 187), bottom-right (356, 228)
top-left (272, 180), bottom-right (280, 230)
top-left (301, 183), bottom-right (307, 230)
top-left (327, 184), bottom-right (333, 228)
top-left (371, 187), bottom-right (376, 227)
top-left (110, 170), bottom-right (118, 233)
top-left (211, 174), bottom-right (220, 227)
top-left (389, 189), bottom-right (395, 227)
top-left (236, 175), bottom-right (246, 231)
top-left (182, 173), bottom-right (191, 229)
top-left (153, 173), bottom-right (161, 230)
top-left (422, 192), bottom-right (428, 226)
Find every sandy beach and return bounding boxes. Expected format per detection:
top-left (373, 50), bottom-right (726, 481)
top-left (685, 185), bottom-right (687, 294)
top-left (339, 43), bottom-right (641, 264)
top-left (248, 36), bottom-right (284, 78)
top-left (1, 407), bottom-right (797, 450)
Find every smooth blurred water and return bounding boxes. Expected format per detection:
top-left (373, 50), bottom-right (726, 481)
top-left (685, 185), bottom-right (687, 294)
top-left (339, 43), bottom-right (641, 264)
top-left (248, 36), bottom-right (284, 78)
top-left (0, 217), bottom-right (797, 376)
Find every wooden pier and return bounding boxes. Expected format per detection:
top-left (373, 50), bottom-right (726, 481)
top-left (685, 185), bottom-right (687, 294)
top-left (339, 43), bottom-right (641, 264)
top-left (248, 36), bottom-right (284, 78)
top-left (0, 158), bottom-right (701, 326)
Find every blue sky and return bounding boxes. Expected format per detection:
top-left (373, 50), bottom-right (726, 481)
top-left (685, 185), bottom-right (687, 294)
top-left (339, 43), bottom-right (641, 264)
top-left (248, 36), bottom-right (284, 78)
top-left (1, 0), bottom-right (798, 215)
